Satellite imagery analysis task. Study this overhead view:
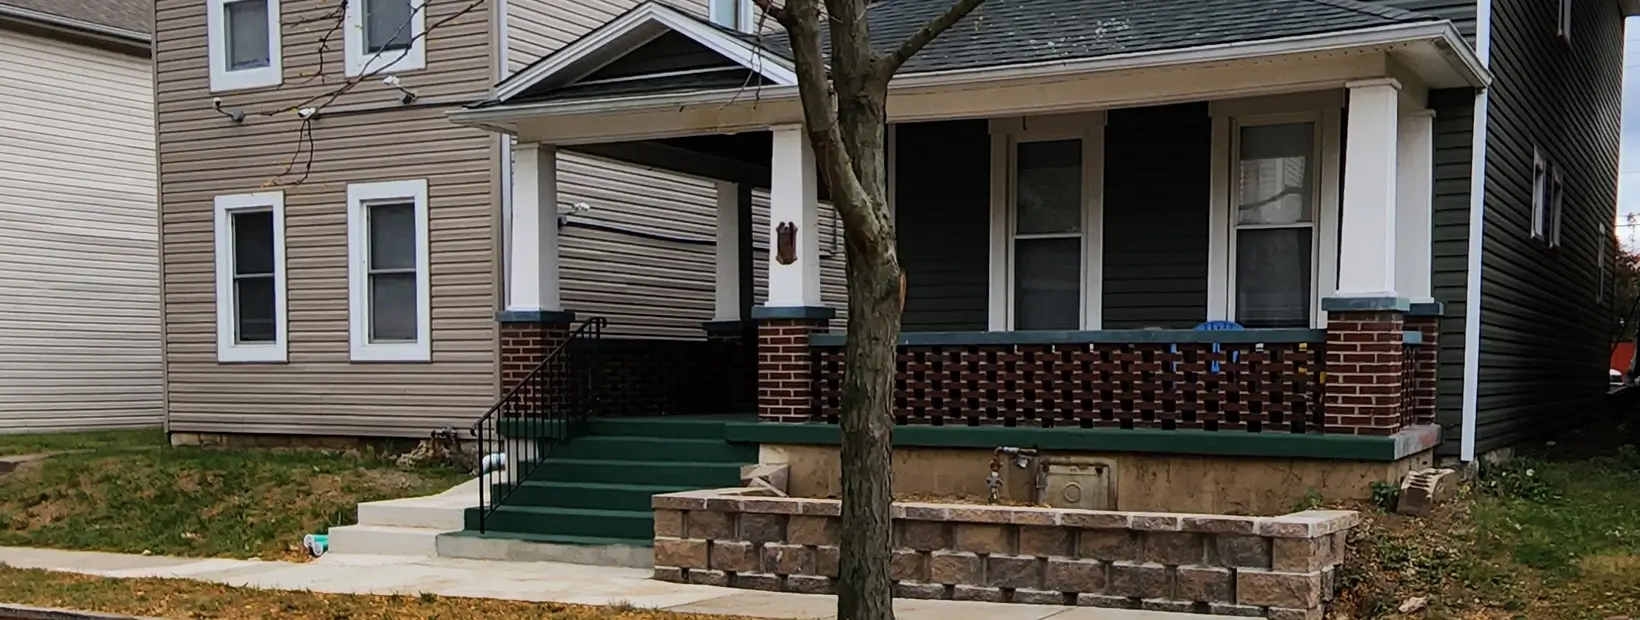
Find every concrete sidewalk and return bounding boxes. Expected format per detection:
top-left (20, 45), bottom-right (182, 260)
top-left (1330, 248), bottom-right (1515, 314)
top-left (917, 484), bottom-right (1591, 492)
top-left (0, 547), bottom-right (1221, 620)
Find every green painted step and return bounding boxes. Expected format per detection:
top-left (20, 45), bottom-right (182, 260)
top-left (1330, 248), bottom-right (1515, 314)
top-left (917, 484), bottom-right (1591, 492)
top-left (444, 527), bottom-right (653, 548)
top-left (548, 436), bottom-right (760, 463)
top-left (503, 481), bottom-right (692, 510)
top-left (466, 505), bottom-right (655, 540)
top-left (533, 458), bottom-right (745, 487)
top-left (580, 416), bottom-right (750, 440)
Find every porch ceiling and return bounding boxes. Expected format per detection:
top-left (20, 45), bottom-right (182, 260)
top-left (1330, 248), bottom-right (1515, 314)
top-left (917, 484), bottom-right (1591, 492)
top-left (573, 133), bottom-right (837, 200)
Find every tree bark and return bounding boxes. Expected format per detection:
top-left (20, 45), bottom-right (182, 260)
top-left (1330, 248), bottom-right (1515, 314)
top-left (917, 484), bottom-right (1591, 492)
top-left (752, 0), bottom-right (986, 617)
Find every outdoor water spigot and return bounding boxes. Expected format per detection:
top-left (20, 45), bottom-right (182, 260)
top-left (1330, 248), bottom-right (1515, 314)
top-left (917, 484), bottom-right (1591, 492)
top-left (988, 446), bottom-right (1039, 504)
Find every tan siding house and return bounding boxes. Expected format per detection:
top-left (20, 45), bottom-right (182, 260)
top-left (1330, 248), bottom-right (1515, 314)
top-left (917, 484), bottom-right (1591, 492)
top-left (0, 2), bottom-right (161, 433)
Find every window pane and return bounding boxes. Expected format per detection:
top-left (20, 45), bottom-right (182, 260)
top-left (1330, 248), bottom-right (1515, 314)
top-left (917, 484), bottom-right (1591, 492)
top-left (1236, 123), bottom-right (1314, 226)
top-left (1015, 140), bottom-right (1082, 235)
top-left (235, 276), bottom-right (277, 343)
top-left (1235, 228), bottom-right (1312, 328)
top-left (225, 0), bottom-right (271, 70)
top-left (368, 203), bottom-right (417, 270)
top-left (1014, 237), bottom-right (1080, 330)
top-left (370, 273), bottom-right (418, 342)
top-left (365, 0), bottom-right (414, 53)
top-left (232, 211), bottom-right (275, 276)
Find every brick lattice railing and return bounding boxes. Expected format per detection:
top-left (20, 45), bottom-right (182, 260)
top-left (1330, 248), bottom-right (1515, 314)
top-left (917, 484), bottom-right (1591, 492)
top-left (653, 487), bottom-right (1357, 619)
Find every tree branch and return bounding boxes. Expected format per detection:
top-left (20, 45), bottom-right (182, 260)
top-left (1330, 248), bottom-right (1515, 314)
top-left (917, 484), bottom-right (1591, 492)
top-left (877, 0), bottom-right (986, 78)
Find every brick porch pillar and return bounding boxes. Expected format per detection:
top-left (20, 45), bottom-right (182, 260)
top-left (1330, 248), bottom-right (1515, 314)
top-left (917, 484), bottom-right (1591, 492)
top-left (1405, 302), bottom-right (1442, 426)
top-left (751, 307), bottom-right (834, 423)
top-left (1321, 299), bottom-right (1407, 436)
top-left (498, 310), bottom-right (575, 396)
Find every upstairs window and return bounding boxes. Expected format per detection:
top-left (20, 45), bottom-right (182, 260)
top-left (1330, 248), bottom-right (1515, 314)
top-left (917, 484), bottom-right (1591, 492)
top-left (207, 0), bottom-right (282, 91)
top-left (709, 0), bottom-right (758, 32)
top-left (1531, 149), bottom-right (1566, 246)
top-left (346, 0), bottom-right (426, 76)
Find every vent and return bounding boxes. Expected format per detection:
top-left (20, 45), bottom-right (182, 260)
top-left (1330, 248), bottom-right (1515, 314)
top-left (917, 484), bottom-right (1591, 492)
top-left (1040, 456), bottom-right (1118, 511)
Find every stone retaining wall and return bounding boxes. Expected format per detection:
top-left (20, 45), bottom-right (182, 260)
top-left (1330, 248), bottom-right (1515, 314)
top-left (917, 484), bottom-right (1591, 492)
top-left (652, 488), bottom-right (1357, 620)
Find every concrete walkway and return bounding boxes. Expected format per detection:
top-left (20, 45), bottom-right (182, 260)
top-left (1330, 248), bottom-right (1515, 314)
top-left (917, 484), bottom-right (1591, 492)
top-left (0, 547), bottom-right (1220, 620)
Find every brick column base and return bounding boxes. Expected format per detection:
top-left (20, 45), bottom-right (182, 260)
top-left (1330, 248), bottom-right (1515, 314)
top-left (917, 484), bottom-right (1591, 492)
top-left (1406, 303), bottom-right (1442, 427)
top-left (751, 307), bottom-right (835, 424)
top-left (1322, 303), bottom-right (1406, 436)
top-left (497, 310), bottom-right (575, 398)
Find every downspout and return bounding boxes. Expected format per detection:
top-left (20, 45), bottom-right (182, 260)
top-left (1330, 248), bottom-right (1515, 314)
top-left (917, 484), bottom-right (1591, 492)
top-left (498, 0), bottom-right (513, 309)
top-left (1460, 0), bottom-right (1493, 462)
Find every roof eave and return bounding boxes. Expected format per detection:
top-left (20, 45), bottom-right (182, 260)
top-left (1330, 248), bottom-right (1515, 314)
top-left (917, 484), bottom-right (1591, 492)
top-left (0, 3), bottom-right (148, 46)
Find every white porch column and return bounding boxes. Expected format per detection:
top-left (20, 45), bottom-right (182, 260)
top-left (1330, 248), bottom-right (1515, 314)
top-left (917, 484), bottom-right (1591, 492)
top-left (1396, 110), bottom-right (1436, 303)
top-left (1335, 79), bottom-right (1402, 298)
top-left (766, 125), bottom-right (823, 308)
top-left (507, 142), bottom-right (562, 312)
top-left (714, 181), bottom-right (742, 320)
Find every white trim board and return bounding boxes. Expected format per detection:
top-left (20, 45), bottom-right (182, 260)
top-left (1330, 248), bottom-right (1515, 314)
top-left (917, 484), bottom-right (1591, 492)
top-left (213, 192), bottom-right (288, 363)
top-left (492, 2), bottom-right (797, 103)
top-left (1460, 0), bottom-right (1495, 463)
top-left (344, 0), bottom-right (427, 77)
top-left (347, 179), bottom-right (434, 363)
top-left (205, 0), bottom-right (283, 92)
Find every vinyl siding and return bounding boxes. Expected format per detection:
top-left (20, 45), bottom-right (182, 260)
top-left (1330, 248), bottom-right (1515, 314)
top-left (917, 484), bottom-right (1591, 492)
top-left (508, 0), bottom-right (843, 338)
top-left (1468, 0), bottom-right (1622, 454)
top-left (157, 0), bottom-right (499, 437)
top-left (0, 30), bottom-right (161, 433)
top-left (1102, 103), bottom-right (1211, 329)
top-left (1428, 87), bottom-right (1478, 455)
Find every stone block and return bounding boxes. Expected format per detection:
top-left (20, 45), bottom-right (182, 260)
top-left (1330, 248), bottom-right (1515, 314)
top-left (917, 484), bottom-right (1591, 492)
top-left (1141, 599), bottom-right (1198, 613)
top-left (654, 510), bottom-right (683, 538)
top-left (1181, 516), bottom-right (1261, 535)
top-left (168, 433), bottom-right (200, 447)
top-left (1236, 569), bottom-right (1323, 609)
top-left (653, 537), bottom-right (708, 570)
top-left (954, 523), bottom-right (1012, 555)
top-left (1144, 532), bottom-right (1206, 566)
top-left (652, 567), bottom-right (685, 583)
top-left (1108, 561), bottom-right (1171, 599)
top-left (985, 554), bottom-right (1041, 589)
top-left (1215, 534), bottom-right (1271, 568)
top-left (738, 513), bottom-right (788, 545)
top-left (1061, 512), bottom-right (1130, 529)
top-left (735, 572), bottom-right (782, 591)
top-left (1260, 510), bottom-right (1359, 538)
top-left (788, 515), bottom-right (839, 546)
top-left (952, 585), bottom-right (1005, 602)
top-left (894, 581), bottom-right (946, 600)
top-left (785, 574), bottom-right (835, 594)
top-left (1265, 607), bottom-right (1324, 620)
top-left (1008, 507), bottom-right (1061, 526)
top-left (1397, 468), bottom-right (1457, 517)
top-left (1130, 514), bottom-right (1182, 531)
top-left (1076, 594), bottom-right (1138, 609)
top-left (893, 549), bottom-right (926, 582)
top-left (1176, 566), bottom-right (1233, 603)
top-left (947, 506), bottom-right (1014, 524)
top-left (1321, 566), bottom-right (1336, 602)
top-left (1012, 588), bottom-right (1066, 605)
top-left (687, 510), bottom-right (735, 540)
top-left (1044, 557), bottom-right (1105, 593)
top-left (1273, 536), bottom-right (1327, 572)
top-left (814, 545), bottom-right (840, 577)
top-left (740, 463), bottom-right (790, 495)
top-left (710, 540), bottom-right (758, 572)
top-left (762, 543), bottom-right (812, 575)
top-left (900, 520), bottom-right (948, 550)
top-left (929, 550), bottom-right (982, 584)
top-left (688, 569), bottom-right (730, 587)
top-left (1078, 529), bottom-right (1137, 560)
top-left (1019, 526), bottom-right (1073, 557)
top-left (1209, 602), bottom-right (1266, 617)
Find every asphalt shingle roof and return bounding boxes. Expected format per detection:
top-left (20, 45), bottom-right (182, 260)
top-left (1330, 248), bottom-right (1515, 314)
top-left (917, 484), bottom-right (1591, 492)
top-left (0, 0), bottom-right (151, 36)
top-left (754, 0), bottom-right (1439, 74)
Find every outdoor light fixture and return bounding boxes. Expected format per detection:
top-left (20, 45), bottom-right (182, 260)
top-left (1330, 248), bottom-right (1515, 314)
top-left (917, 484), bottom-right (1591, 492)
top-left (383, 75), bottom-right (418, 104)
top-left (211, 97), bottom-right (245, 123)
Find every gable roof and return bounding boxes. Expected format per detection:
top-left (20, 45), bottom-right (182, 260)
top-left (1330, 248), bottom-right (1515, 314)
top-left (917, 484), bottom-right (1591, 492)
top-left (0, 0), bottom-right (150, 38)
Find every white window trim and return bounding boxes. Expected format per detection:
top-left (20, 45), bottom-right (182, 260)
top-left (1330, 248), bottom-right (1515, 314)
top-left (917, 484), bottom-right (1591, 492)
top-left (1531, 148), bottom-right (1549, 240)
top-left (1207, 94), bottom-right (1342, 329)
top-left (1558, 0), bottom-right (1573, 44)
top-left (709, 0), bottom-right (757, 32)
top-left (206, 0), bottom-right (283, 92)
top-left (986, 113), bottom-right (1106, 331)
top-left (344, 0), bottom-right (427, 77)
top-left (1549, 166), bottom-right (1566, 247)
top-left (213, 192), bottom-right (288, 363)
top-left (1599, 221), bottom-right (1610, 303)
top-left (347, 179), bottom-right (432, 362)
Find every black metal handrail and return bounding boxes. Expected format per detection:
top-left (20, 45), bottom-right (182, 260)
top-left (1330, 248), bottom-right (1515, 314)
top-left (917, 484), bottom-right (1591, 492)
top-left (469, 317), bottom-right (606, 533)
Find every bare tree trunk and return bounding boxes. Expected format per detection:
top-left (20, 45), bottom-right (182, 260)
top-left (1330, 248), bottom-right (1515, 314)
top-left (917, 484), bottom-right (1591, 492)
top-left (753, 0), bottom-right (985, 617)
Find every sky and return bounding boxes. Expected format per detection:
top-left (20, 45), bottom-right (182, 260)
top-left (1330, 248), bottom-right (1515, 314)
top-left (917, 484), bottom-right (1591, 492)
top-left (1621, 17), bottom-right (1640, 248)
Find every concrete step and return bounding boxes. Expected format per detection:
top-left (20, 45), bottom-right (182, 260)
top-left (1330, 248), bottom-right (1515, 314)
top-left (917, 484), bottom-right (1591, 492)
top-left (551, 436), bottom-right (759, 463)
top-left (353, 476), bottom-right (479, 530)
top-left (532, 458), bottom-right (744, 487)
top-left (464, 505), bottom-right (655, 540)
top-left (326, 524), bottom-right (448, 556)
top-left (504, 481), bottom-right (692, 511)
top-left (436, 530), bottom-right (652, 568)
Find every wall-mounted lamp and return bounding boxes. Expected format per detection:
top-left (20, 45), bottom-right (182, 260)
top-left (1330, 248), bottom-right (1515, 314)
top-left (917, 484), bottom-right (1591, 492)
top-left (383, 75), bottom-right (418, 104)
top-left (212, 97), bottom-right (245, 123)
top-left (558, 202), bottom-right (592, 226)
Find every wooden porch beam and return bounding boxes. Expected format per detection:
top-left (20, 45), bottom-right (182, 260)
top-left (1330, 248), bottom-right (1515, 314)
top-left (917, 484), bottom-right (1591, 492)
top-left (571, 141), bottom-right (772, 187)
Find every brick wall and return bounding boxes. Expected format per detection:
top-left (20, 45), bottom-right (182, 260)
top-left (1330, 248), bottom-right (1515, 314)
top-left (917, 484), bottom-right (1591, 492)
top-left (1324, 311), bottom-right (1406, 435)
top-left (1405, 316), bottom-right (1440, 426)
top-left (757, 318), bottom-right (830, 423)
top-left (652, 487), bottom-right (1357, 620)
top-left (499, 320), bottom-right (571, 398)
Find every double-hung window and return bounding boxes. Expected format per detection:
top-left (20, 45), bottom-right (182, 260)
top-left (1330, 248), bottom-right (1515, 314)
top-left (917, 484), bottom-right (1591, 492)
top-left (1532, 148), bottom-right (1566, 246)
top-left (214, 192), bottom-right (287, 362)
top-left (348, 180), bottom-right (431, 362)
top-left (1231, 120), bottom-right (1320, 328)
top-left (345, 0), bottom-right (426, 76)
top-left (207, 0), bottom-right (282, 91)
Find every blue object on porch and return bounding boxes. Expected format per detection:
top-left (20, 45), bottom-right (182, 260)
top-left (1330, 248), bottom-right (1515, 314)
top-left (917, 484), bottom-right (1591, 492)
top-left (1195, 321), bottom-right (1245, 372)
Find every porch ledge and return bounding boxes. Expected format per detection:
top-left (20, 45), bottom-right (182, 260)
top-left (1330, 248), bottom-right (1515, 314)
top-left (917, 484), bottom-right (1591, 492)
top-left (750, 306), bottom-right (836, 320)
top-left (1407, 301), bottom-right (1446, 317)
top-left (809, 328), bottom-right (1326, 347)
top-left (495, 310), bottom-right (576, 324)
top-left (725, 422), bottom-right (1444, 462)
top-left (1320, 296), bottom-right (1411, 312)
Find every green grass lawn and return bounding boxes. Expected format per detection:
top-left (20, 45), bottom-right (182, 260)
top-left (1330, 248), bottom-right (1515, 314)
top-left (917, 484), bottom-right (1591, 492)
top-left (0, 430), bottom-right (468, 560)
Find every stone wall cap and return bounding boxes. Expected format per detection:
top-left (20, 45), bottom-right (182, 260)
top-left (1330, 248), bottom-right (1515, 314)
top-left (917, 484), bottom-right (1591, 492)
top-left (495, 309), bottom-right (576, 324)
top-left (1262, 510), bottom-right (1360, 538)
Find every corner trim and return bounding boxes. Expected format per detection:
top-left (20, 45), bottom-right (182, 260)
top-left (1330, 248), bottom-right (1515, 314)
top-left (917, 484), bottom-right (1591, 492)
top-left (726, 422), bottom-right (1446, 462)
top-left (750, 306), bottom-right (836, 320)
top-left (496, 310), bottom-right (576, 324)
top-left (1320, 296), bottom-right (1411, 312)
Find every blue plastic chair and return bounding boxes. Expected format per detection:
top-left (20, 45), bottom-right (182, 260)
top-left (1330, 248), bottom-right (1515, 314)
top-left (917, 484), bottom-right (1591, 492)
top-left (1194, 321), bottom-right (1244, 373)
